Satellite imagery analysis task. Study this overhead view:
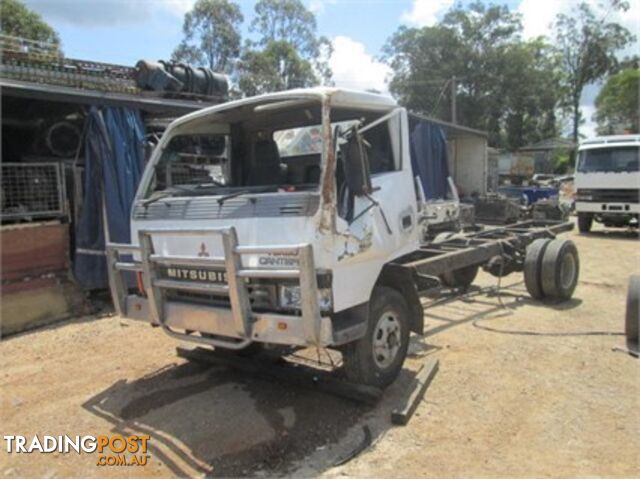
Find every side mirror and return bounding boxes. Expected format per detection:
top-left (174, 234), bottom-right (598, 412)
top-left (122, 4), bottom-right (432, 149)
top-left (340, 127), bottom-right (372, 196)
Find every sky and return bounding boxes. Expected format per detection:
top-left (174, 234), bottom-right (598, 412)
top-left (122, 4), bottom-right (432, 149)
top-left (22, 0), bottom-right (640, 139)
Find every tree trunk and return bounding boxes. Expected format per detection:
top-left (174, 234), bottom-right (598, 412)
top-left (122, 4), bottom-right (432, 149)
top-left (572, 94), bottom-right (581, 144)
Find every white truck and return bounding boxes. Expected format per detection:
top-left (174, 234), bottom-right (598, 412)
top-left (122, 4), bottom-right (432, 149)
top-left (107, 88), bottom-right (579, 388)
top-left (575, 135), bottom-right (640, 233)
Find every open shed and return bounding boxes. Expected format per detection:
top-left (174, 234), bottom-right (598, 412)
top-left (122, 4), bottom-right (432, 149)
top-left (409, 113), bottom-right (489, 198)
top-left (1, 36), bottom-right (225, 335)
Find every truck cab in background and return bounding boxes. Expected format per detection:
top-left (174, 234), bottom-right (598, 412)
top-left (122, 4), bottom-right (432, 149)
top-left (575, 135), bottom-right (640, 232)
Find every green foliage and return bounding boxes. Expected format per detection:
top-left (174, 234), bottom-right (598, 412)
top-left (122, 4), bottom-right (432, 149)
top-left (237, 0), bottom-right (331, 95)
top-left (173, 0), bottom-right (330, 96)
top-left (237, 40), bottom-right (316, 96)
top-left (383, 2), bottom-right (561, 149)
top-left (554, 1), bottom-right (635, 142)
top-left (0, 0), bottom-right (60, 46)
top-left (550, 149), bottom-right (572, 174)
top-left (172, 0), bottom-right (243, 73)
top-left (251, 0), bottom-right (317, 55)
top-left (594, 68), bottom-right (640, 134)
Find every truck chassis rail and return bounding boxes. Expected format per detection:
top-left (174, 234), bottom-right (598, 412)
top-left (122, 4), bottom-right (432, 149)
top-left (400, 219), bottom-right (573, 278)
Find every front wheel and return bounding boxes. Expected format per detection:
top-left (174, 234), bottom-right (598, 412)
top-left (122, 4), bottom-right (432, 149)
top-left (342, 287), bottom-right (410, 388)
top-left (578, 213), bottom-right (592, 233)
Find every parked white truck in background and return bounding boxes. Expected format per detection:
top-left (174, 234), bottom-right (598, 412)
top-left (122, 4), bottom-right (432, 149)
top-left (575, 135), bottom-right (640, 233)
top-left (107, 88), bottom-right (579, 388)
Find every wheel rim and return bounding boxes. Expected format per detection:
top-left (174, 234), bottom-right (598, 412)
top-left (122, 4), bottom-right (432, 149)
top-left (372, 311), bottom-right (401, 369)
top-left (560, 253), bottom-right (576, 290)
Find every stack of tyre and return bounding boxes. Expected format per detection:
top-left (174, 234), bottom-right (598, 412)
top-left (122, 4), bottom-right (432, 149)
top-left (524, 238), bottom-right (579, 301)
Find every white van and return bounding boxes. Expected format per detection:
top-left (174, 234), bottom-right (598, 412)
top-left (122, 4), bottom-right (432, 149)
top-left (575, 135), bottom-right (640, 232)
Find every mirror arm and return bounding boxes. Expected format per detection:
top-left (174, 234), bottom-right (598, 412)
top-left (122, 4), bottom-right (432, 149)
top-left (371, 201), bottom-right (393, 235)
top-left (350, 192), bottom-right (392, 235)
top-left (349, 201), bottom-right (376, 225)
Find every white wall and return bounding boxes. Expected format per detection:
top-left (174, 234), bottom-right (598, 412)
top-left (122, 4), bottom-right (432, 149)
top-left (447, 136), bottom-right (487, 196)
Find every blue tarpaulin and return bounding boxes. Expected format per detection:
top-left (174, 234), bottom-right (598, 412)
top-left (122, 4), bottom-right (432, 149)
top-left (409, 119), bottom-right (450, 200)
top-left (73, 107), bottom-right (145, 290)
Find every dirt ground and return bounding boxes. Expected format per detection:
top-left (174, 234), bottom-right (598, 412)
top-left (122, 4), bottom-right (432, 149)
top-left (1, 221), bottom-right (638, 478)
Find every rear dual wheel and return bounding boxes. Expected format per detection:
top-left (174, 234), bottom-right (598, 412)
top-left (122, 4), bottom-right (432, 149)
top-left (524, 238), bottom-right (579, 301)
top-left (433, 232), bottom-right (479, 289)
top-left (441, 265), bottom-right (479, 289)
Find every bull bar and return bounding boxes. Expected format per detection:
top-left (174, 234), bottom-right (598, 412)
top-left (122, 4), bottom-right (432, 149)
top-left (106, 227), bottom-right (329, 349)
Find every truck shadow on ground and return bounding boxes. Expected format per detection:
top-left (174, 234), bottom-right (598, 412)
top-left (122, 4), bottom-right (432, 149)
top-left (81, 282), bottom-right (584, 477)
top-left (422, 282), bottom-right (583, 338)
top-left (82, 352), bottom-right (416, 477)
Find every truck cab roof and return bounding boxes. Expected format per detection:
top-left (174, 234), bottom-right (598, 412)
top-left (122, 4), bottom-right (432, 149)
top-left (579, 135), bottom-right (640, 151)
top-left (170, 87), bottom-right (398, 131)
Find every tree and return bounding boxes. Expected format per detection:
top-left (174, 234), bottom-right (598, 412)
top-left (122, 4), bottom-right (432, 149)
top-left (382, 2), bottom-right (562, 148)
top-left (501, 40), bottom-right (563, 149)
top-left (554, 1), bottom-right (635, 143)
top-left (237, 0), bottom-right (331, 95)
top-left (172, 0), bottom-right (243, 73)
top-left (251, 0), bottom-right (318, 55)
top-left (0, 0), bottom-right (60, 46)
top-left (237, 40), bottom-right (316, 95)
top-left (594, 68), bottom-right (640, 134)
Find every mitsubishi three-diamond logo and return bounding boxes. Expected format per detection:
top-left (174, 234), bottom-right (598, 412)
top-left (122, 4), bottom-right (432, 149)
top-left (197, 242), bottom-right (210, 258)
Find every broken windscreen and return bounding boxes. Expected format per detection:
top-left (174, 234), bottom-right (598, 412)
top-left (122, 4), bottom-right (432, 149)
top-left (144, 101), bottom-right (327, 201)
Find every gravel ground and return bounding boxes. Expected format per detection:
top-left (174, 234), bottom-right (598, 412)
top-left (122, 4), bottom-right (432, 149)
top-left (1, 221), bottom-right (638, 478)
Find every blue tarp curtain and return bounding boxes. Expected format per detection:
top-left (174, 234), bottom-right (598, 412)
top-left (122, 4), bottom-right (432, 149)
top-left (409, 120), bottom-right (450, 200)
top-left (73, 107), bottom-right (145, 290)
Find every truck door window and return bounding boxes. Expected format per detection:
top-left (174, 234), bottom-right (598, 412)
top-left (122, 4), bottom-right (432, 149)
top-left (362, 121), bottom-right (396, 174)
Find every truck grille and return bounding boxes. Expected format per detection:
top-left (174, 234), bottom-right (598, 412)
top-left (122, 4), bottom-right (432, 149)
top-left (577, 189), bottom-right (640, 203)
top-left (132, 194), bottom-right (320, 220)
top-left (166, 284), bottom-right (277, 310)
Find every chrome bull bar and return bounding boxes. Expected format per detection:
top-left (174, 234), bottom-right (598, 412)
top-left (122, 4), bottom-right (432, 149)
top-left (106, 226), bottom-right (323, 349)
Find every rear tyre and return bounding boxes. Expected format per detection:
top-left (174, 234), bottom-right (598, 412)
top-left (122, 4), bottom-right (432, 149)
top-left (540, 239), bottom-right (579, 301)
top-left (625, 275), bottom-right (640, 350)
top-left (343, 287), bottom-right (410, 388)
top-left (441, 265), bottom-right (479, 289)
top-left (578, 213), bottom-right (592, 233)
top-left (524, 238), bottom-right (551, 300)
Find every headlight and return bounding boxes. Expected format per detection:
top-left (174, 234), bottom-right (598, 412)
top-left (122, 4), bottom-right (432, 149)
top-left (278, 285), bottom-right (332, 312)
top-left (576, 194), bottom-right (593, 201)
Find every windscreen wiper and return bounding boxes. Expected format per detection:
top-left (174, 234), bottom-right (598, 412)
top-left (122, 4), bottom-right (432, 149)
top-left (216, 186), bottom-right (275, 206)
top-left (141, 185), bottom-right (193, 208)
top-left (141, 191), bottom-right (172, 208)
top-left (193, 179), bottom-right (226, 189)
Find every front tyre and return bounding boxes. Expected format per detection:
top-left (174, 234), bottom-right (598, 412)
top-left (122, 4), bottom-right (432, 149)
top-left (578, 213), bottom-right (592, 233)
top-left (342, 287), bottom-right (410, 388)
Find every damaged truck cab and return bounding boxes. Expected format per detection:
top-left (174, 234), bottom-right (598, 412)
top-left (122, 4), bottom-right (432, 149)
top-left (109, 88), bottom-right (424, 387)
top-left (108, 88), bottom-right (579, 388)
